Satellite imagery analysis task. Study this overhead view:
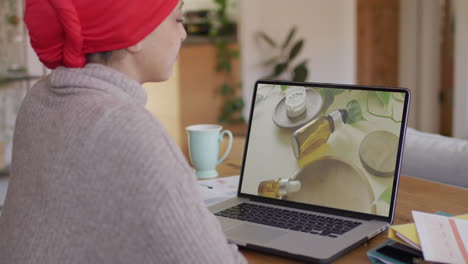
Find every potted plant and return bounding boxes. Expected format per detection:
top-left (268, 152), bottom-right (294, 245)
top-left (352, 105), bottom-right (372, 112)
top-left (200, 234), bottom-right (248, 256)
top-left (210, 0), bottom-right (245, 128)
top-left (256, 26), bottom-right (309, 82)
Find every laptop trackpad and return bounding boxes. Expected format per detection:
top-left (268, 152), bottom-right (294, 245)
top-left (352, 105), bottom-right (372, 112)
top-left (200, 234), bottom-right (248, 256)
top-left (226, 223), bottom-right (288, 244)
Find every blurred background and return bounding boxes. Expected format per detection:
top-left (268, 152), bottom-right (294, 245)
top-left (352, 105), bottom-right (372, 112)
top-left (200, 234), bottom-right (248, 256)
top-left (0, 0), bottom-right (467, 171)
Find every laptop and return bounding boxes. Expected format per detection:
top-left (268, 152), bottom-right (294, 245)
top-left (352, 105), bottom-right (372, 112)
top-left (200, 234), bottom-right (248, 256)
top-left (209, 80), bottom-right (411, 263)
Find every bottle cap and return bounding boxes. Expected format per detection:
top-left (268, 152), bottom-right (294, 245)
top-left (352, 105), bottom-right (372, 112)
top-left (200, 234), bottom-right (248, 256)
top-left (338, 109), bottom-right (348, 124)
top-left (287, 180), bottom-right (301, 193)
top-left (330, 110), bottom-right (345, 132)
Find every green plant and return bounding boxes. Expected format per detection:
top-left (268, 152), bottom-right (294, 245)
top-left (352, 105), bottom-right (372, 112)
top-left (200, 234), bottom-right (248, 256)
top-left (366, 91), bottom-right (403, 123)
top-left (210, 0), bottom-right (244, 123)
top-left (5, 0), bottom-right (18, 26)
top-left (319, 89), bottom-right (403, 124)
top-left (346, 99), bottom-right (366, 124)
top-left (318, 88), bottom-right (345, 114)
top-left (257, 26), bottom-right (309, 82)
top-left (375, 185), bottom-right (392, 204)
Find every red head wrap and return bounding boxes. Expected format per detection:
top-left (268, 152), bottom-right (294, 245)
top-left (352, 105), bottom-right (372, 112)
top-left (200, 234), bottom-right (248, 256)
top-left (25, 0), bottom-right (179, 69)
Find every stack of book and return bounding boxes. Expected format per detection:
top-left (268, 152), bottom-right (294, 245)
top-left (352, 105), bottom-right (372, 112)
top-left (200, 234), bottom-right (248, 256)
top-left (368, 211), bottom-right (468, 264)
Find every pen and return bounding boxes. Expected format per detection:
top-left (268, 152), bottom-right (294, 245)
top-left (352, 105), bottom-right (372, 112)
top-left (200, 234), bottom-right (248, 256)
top-left (200, 184), bottom-right (213, 189)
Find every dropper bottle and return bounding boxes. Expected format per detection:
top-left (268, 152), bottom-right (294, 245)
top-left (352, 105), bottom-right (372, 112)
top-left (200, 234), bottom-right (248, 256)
top-left (257, 178), bottom-right (302, 199)
top-left (292, 109), bottom-right (348, 159)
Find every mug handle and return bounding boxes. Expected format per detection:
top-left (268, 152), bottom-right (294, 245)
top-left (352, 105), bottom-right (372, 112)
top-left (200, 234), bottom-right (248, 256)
top-left (217, 130), bottom-right (233, 165)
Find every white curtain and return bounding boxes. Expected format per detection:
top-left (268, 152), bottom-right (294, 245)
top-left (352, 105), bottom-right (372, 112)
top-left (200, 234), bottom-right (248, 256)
top-left (0, 85), bottom-right (27, 167)
top-left (399, 0), bottom-right (442, 134)
top-left (0, 0), bottom-right (28, 169)
top-left (454, 0), bottom-right (468, 138)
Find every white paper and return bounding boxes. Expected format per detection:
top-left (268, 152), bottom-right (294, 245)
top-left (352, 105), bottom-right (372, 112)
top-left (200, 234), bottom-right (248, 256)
top-left (412, 211), bottom-right (468, 264)
top-left (198, 175), bottom-right (239, 206)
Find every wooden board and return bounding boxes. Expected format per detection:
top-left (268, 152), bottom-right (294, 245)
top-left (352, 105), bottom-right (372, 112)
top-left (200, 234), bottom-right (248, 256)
top-left (357, 0), bottom-right (399, 87)
top-left (178, 43), bottom-right (243, 157)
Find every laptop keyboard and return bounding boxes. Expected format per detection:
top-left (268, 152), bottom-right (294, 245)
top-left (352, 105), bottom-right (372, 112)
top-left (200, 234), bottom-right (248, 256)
top-left (215, 203), bottom-right (362, 238)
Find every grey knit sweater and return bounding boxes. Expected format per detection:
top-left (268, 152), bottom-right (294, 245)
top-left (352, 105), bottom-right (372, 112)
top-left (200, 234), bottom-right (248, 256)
top-left (0, 64), bottom-right (246, 264)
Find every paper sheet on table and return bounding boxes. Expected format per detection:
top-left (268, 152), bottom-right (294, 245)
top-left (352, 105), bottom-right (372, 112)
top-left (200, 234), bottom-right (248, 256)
top-left (412, 211), bottom-right (468, 264)
top-left (388, 213), bottom-right (468, 251)
top-left (198, 175), bottom-right (239, 206)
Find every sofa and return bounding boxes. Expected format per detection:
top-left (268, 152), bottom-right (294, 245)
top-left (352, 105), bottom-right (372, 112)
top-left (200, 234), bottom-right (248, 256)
top-left (401, 128), bottom-right (468, 189)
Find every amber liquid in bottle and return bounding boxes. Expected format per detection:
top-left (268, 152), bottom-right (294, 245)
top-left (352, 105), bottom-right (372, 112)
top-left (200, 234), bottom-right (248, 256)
top-left (257, 179), bottom-right (282, 198)
top-left (258, 178), bottom-right (302, 199)
top-left (292, 110), bottom-right (346, 159)
top-left (299, 117), bottom-right (332, 154)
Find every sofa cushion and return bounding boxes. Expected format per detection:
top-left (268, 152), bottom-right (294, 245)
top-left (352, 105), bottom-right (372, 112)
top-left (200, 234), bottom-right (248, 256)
top-left (401, 128), bottom-right (468, 188)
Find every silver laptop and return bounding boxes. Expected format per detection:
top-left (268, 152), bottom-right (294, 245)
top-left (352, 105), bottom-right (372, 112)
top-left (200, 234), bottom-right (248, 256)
top-left (209, 80), bottom-right (411, 263)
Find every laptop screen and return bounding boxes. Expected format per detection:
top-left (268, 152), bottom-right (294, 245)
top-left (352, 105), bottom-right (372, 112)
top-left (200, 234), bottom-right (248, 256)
top-left (239, 81), bottom-right (410, 218)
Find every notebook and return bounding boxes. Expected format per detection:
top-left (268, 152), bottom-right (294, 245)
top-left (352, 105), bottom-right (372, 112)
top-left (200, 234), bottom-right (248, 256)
top-left (388, 213), bottom-right (468, 250)
top-left (209, 80), bottom-right (411, 263)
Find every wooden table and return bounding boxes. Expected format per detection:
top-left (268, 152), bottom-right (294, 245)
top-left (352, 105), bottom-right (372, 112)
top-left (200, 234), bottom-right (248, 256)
top-left (217, 137), bottom-right (468, 263)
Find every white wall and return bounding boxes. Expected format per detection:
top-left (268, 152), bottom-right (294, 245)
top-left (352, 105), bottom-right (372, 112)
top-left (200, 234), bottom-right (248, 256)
top-left (419, 1), bottom-right (442, 133)
top-left (399, 0), bottom-right (420, 129)
top-left (239, 0), bottom-right (356, 119)
top-left (184, 0), bottom-right (215, 10)
top-left (454, 0), bottom-right (468, 138)
top-left (143, 64), bottom-right (181, 145)
top-left (399, 0), bottom-right (441, 133)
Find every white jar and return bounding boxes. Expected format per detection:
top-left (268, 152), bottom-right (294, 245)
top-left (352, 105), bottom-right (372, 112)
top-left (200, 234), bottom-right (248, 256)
top-left (285, 87), bottom-right (307, 118)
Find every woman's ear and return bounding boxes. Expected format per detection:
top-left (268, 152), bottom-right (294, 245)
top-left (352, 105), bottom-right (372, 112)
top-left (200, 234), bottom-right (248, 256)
top-left (127, 41), bottom-right (143, 54)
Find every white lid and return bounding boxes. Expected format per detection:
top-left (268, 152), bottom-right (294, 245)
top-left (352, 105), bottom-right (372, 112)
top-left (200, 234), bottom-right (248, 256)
top-left (330, 110), bottom-right (344, 129)
top-left (287, 180), bottom-right (301, 193)
top-left (285, 87), bottom-right (306, 118)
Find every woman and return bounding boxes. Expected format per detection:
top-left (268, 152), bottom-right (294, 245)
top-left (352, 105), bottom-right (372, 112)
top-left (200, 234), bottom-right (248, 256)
top-left (0, 0), bottom-right (246, 263)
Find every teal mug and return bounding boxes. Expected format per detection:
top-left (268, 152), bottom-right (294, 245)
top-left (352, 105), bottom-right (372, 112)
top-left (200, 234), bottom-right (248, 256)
top-left (186, 124), bottom-right (233, 179)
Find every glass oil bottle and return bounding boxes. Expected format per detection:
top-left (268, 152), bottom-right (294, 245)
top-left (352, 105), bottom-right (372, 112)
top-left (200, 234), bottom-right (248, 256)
top-left (257, 178), bottom-right (301, 199)
top-left (292, 109), bottom-right (348, 159)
